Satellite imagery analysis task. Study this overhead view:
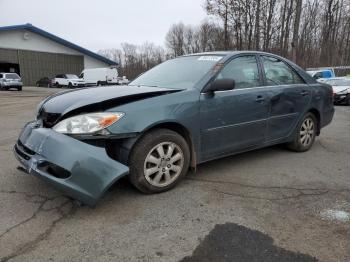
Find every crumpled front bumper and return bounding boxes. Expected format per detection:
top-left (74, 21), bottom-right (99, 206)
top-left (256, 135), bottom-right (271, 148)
top-left (13, 121), bottom-right (129, 206)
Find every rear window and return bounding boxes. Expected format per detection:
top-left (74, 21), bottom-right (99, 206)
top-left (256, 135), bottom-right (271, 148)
top-left (261, 56), bottom-right (305, 85)
top-left (5, 73), bottom-right (20, 80)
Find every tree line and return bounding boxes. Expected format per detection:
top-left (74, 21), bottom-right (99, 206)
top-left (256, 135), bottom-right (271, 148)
top-left (99, 0), bottom-right (350, 79)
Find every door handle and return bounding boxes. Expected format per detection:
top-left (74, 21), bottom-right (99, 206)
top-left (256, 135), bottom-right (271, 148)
top-left (255, 96), bottom-right (265, 103)
top-left (300, 90), bottom-right (309, 96)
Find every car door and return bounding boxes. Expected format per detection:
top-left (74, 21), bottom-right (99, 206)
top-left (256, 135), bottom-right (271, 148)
top-left (259, 55), bottom-right (312, 142)
top-left (200, 55), bottom-right (270, 161)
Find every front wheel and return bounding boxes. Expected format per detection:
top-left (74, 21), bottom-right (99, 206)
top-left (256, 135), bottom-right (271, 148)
top-left (287, 113), bottom-right (317, 152)
top-left (129, 129), bottom-right (190, 194)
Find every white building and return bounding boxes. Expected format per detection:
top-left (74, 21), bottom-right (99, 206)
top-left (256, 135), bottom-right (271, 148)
top-left (0, 23), bottom-right (117, 85)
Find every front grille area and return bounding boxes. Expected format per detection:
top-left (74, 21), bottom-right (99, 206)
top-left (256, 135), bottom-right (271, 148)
top-left (15, 144), bottom-right (31, 161)
top-left (17, 140), bottom-right (35, 155)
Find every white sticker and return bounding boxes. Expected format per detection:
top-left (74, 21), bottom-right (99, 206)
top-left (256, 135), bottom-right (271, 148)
top-left (198, 56), bottom-right (223, 62)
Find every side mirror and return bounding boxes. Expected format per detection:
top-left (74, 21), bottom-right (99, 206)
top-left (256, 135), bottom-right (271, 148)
top-left (203, 79), bottom-right (235, 93)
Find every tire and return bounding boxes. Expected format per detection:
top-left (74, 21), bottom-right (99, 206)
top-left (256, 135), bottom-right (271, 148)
top-left (129, 129), bottom-right (190, 194)
top-left (55, 82), bottom-right (60, 88)
top-left (346, 94), bottom-right (350, 106)
top-left (287, 112), bottom-right (317, 152)
top-left (68, 82), bottom-right (73, 89)
top-left (97, 81), bottom-right (102, 87)
top-left (17, 86), bottom-right (22, 91)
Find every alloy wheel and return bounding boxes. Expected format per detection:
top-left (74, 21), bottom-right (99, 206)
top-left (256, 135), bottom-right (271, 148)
top-left (300, 117), bottom-right (315, 147)
top-left (143, 142), bottom-right (184, 187)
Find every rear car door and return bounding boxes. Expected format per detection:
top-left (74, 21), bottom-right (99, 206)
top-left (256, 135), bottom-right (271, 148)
top-left (200, 55), bottom-right (270, 161)
top-left (259, 55), bottom-right (312, 142)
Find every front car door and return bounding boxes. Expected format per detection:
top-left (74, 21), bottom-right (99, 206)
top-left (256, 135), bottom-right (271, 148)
top-left (259, 55), bottom-right (312, 142)
top-left (200, 55), bottom-right (270, 161)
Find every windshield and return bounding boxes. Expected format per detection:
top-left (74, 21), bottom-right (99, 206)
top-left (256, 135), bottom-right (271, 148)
top-left (326, 79), bottom-right (350, 86)
top-left (5, 73), bottom-right (20, 80)
top-left (130, 55), bottom-right (223, 89)
top-left (66, 74), bottom-right (79, 79)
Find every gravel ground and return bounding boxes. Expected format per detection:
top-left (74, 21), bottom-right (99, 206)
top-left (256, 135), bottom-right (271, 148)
top-left (0, 86), bottom-right (349, 262)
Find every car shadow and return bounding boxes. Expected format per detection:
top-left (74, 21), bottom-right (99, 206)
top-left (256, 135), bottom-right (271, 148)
top-left (180, 223), bottom-right (318, 262)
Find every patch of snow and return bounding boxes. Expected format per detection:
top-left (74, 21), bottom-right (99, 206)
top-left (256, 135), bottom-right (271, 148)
top-left (320, 209), bottom-right (350, 222)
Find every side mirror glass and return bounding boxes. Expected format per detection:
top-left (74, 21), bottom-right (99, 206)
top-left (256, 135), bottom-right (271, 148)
top-left (203, 79), bottom-right (235, 93)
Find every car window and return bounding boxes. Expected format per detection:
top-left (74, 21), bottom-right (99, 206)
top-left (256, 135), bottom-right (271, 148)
top-left (216, 55), bottom-right (260, 89)
top-left (261, 56), bottom-right (305, 86)
top-left (130, 55), bottom-right (223, 89)
top-left (313, 72), bottom-right (322, 79)
top-left (66, 74), bottom-right (79, 79)
top-left (0, 74), bottom-right (3, 78)
top-left (5, 73), bottom-right (20, 80)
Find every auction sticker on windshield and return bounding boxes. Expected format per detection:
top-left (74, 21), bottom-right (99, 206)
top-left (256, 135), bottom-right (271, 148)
top-left (198, 56), bottom-right (223, 62)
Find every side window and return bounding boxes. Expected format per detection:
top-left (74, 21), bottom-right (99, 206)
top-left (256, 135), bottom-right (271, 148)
top-left (0, 74), bottom-right (3, 78)
top-left (216, 55), bottom-right (260, 89)
top-left (261, 56), bottom-right (305, 86)
top-left (313, 72), bottom-right (322, 80)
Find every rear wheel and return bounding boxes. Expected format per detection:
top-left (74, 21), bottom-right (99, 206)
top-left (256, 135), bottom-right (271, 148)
top-left (55, 82), bottom-right (60, 88)
top-left (17, 86), bottom-right (22, 91)
top-left (287, 112), bottom-right (317, 152)
top-left (346, 94), bottom-right (350, 106)
top-left (129, 129), bottom-right (190, 194)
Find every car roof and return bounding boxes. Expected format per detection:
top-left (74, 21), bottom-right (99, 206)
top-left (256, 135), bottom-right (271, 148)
top-left (184, 51), bottom-right (283, 57)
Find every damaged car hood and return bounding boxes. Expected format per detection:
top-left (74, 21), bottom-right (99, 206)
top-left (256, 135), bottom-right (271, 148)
top-left (39, 85), bottom-right (182, 115)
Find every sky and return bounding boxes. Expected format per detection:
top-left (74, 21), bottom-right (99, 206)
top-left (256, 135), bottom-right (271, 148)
top-left (0, 0), bottom-right (208, 52)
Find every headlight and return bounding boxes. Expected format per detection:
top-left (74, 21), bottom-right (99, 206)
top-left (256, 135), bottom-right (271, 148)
top-left (53, 112), bottom-right (124, 134)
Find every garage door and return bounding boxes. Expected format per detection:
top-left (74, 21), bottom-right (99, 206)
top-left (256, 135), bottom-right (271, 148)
top-left (0, 48), bottom-right (19, 64)
top-left (18, 50), bottom-right (84, 86)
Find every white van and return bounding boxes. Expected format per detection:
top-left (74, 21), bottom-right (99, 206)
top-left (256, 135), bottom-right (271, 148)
top-left (80, 68), bottom-right (120, 86)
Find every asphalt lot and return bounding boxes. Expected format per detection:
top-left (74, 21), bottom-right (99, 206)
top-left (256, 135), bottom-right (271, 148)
top-left (0, 86), bottom-right (349, 262)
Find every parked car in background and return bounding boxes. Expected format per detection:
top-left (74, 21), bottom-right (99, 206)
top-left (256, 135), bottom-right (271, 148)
top-left (36, 77), bottom-right (53, 88)
top-left (80, 67), bottom-right (128, 86)
top-left (53, 74), bottom-right (85, 88)
top-left (14, 51), bottom-right (334, 206)
top-left (306, 69), bottom-right (335, 81)
top-left (323, 77), bottom-right (350, 105)
top-left (0, 73), bottom-right (22, 91)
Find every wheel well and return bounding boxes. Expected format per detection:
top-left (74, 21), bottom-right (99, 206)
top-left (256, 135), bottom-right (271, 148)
top-left (106, 123), bottom-right (197, 169)
top-left (308, 108), bottom-right (321, 135)
top-left (146, 123), bottom-right (197, 169)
